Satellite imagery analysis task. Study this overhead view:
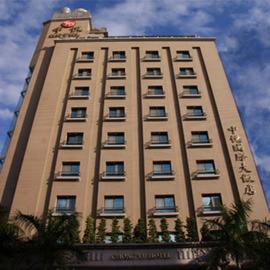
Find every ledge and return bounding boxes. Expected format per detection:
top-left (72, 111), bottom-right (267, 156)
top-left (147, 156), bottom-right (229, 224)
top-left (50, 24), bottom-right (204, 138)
top-left (146, 116), bottom-right (168, 121)
top-left (104, 117), bottom-right (126, 121)
top-left (69, 95), bottom-right (89, 99)
top-left (65, 117), bottom-right (87, 122)
top-left (177, 74), bottom-right (197, 79)
top-left (153, 211), bottom-right (179, 217)
top-left (174, 57), bottom-right (193, 62)
top-left (101, 175), bottom-right (126, 180)
top-left (149, 174), bottom-right (175, 180)
top-left (76, 58), bottom-right (94, 62)
top-left (99, 212), bottom-right (126, 217)
top-left (145, 94), bottom-right (165, 98)
top-left (60, 144), bottom-right (83, 149)
top-left (103, 144), bottom-right (126, 149)
top-left (55, 175), bottom-right (80, 181)
top-left (148, 143), bottom-right (171, 148)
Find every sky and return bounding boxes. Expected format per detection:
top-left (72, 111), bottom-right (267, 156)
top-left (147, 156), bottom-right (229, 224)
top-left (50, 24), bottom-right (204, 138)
top-left (0, 0), bottom-right (269, 208)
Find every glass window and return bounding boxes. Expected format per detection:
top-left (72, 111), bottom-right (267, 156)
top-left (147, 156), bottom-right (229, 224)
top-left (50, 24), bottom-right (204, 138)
top-left (148, 86), bottom-right (163, 95)
top-left (74, 87), bottom-right (89, 96)
top-left (111, 68), bottom-right (125, 76)
top-left (183, 86), bottom-right (199, 95)
top-left (149, 106), bottom-right (166, 117)
top-left (202, 194), bottom-right (222, 212)
top-left (78, 69), bottom-right (91, 76)
top-left (62, 162), bottom-right (80, 176)
top-left (66, 133), bottom-right (83, 145)
top-left (153, 161), bottom-right (172, 175)
top-left (81, 51), bottom-right (94, 59)
top-left (71, 108), bottom-right (86, 118)
top-left (155, 195), bottom-right (175, 212)
top-left (112, 51), bottom-right (126, 59)
top-left (179, 68), bottom-right (195, 76)
top-left (197, 160), bottom-right (216, 173)
top-left (146, 68), bottom-right (162, 75)
top-left (110, 86), bottom-right (125, 95)
top-left (106, 162), bottom-right (124, 176)
top-left (104, 196), bottom-right (124, 212)
top-left (109, 107), bottom-right (125, 118)
top-left (177, 51), bottom-right (191, 59)
top-left (151, 132), bottom-right (168, 144)
top-left (56, 196), bottom-right (76, 213)
top-left (187, 106), bottom-right (204, 116)
top-left (108, 132), bottom-right (125, 145)
top-left (145, 51), bottom-right (160, 59)
top-left (191, 132), bottom-right (209, 143)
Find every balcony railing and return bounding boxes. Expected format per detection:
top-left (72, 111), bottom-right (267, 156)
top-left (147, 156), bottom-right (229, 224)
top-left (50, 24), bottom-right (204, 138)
top-left (184, 112), bottom-right (207, 120)
top-left (148, 139), bottom-right (171, 148)
top-left (107, 73), bottom-right (126, 79)
top-left (106, 91), bottom-right (126, 99)
top-left (76, 56), bottom-right (94, 62)
top-left (109, 56), bottom-right (126, 62)
top-left (203, 206), bottom-right (222, 214)
top-left (105, 113), bottom-right (126, 121)
top-left (192, 169), bottom-right (220, 179)
top-left (65, 114), bottom-right (87, 121)
top-left (60, 140), bottom-right (84, 148)
top-left (180, 90), bottom-right (201, 98)
top-left (55, 171), bottom-right (80, 181)
top-left (54, 207), bottom-right (76, 215)
top-left (178, 72), bottom-right (196, 78)
top-left (188, 138), bottom-right (213, 147)
top-left (103, 140), bottom-right (126, 148)
top-left (175, 55), bottom-right (192, 61)
top-left (145, 90), bottom-right (165, 98)
top-left (143, 55), bottom-right (161, 61)
top-left (69, 93), bottom-right (89, 99)
top-left (73, 72), bottom-right (92, 79)
top-left (99, 207), bottom-right (126, 217)
top-left (153, 206), bottom-right (179, 216)
top-left (144, 72), bottom-right (163, 79)
top-left (149, 170), bottom-right (175, 180)
top-left (101, 171), bottom-right (126, 180)
top-left (146, 112), bottom-right (168, 120)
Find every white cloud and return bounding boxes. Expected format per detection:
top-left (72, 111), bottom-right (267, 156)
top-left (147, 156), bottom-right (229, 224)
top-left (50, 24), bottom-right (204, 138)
top-left (0, 108), bottom-right (13, 119)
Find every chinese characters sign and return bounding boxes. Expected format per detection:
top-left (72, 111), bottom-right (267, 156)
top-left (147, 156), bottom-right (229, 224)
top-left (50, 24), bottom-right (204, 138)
top-left (48, 21), bottom-right (82, 38)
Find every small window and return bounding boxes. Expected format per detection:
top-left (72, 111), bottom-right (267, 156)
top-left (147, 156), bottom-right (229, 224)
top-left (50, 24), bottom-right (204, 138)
top-left (197, 160), bottom-right (216, 174)
top-left (71, 108), bottom-right (86, 118)
top-left (108, 132), bottom-right (125, 145)
top-left (145, 50), bottom-right (160, 59)
top-left (153, 161), bottom-right (172, 175)
top-left (74, 87), bottom-right (89, 96)
top-left (61, 162), bottom-right (80, 176)
top-left (191, 132), bottom-right (209, 143)
top-left (146, 68), bottom-right (162, 76)
top-left (177, 51), bottom-right (191, 59)
top-left (149, 106), bottom-right (166, 117)
top-left (78, 69), bottom-right (91, 77)
top-left (155, 195), bottom-right (176, 212)
top-left (106, 162), bottom-right (125, 176)
top-left (187, 106), bottom-right (204, 116)
top-left (104, 196), bottom-right (124, 213)
top-left (179, 68), bottom-right (195, 76)
top-left (110, 86), bottom-right (125, 96)
top-left (148, 86), bottom-right (164, 95)
top-left (56, 196), bottom-right (76, 214)
top-left (66, 133), bottom-right (83, 145)
top-left (151, 132), bottom-right (169, 144)
top-left (112, 51), bottom-right (126, 59)
top-left (202, 194), bottom-right (222, 213)
top-left (183, 86), bottom-right (199, 95)
top-left (109, 107), bottom-right (125, 118)
top-left (81, 51), bottom-right (94, 60)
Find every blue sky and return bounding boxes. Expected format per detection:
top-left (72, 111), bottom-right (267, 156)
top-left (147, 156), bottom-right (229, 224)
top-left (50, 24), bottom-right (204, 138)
top-left (0, 0), bottom-right (269, 208)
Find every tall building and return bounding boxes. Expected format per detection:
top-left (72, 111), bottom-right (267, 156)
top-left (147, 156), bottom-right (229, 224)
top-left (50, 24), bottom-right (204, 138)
top-left (0, 7), bottom-right (269, 268)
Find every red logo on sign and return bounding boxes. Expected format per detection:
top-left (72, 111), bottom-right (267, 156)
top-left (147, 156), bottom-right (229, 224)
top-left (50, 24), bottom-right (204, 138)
top-left (61, 20), bottom-right (76, 28)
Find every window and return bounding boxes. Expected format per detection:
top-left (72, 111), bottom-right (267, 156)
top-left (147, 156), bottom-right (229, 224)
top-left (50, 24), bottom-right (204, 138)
top-left (110, 86), bottom-right (125, 96)
top-left (151, 132), bottom-right (169, 144)
top-left (71, 108), bottom-right (86, 118)
top-left (197, 160), bottom-right (216, 174)
top-left (78, 69), bottom-right (91, 77)
top-left (81, 51), bottom-right (94, 60)
top-left (111, 68), bottom-right (125, 76)
top-left (153, 161), bottom-right (172, 175)
top-left (66, 133), bottom-right (83, 145)
top-left (187, 106), bottom-right (204, 116)
top-left (56, 196), bottom-right (76, 214)
top-left (74, 87), bottom-right (89, 96)
top-left (104, 196), bottom-right (124, 213)
top-left (191, 132), bottom-right (210, 143)
top-left (106, 162), bottom-right (125, 176)
top-left (145, 50), bottom-right (160, 59)
top-left (109, 107), bottom-right (125, 118)
top-left (177, 51), bottom-right (191, 59)
top-left (112, 51), bottom-right (126, 59)
top-left (155, 195), bottom-right (176, 212)
top-left (107, 132), bottom-right (125, 145)
top-left (149, 106), bottom-right (166, 117)
top-left (202, 194), bottom-right (222, 213)
top-left (146, 68), bottom-right (162, 76)
top-left (61, 162), bottom-right (80, 176)
top-left (179, 68), bottom-right (195, 76)
top-left (147, 86), bottom-right (164, 95)
top-left (183, 86), bottom-right (199, 95)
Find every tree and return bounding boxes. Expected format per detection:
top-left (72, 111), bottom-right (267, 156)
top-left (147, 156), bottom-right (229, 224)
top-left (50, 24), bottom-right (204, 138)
top-left (175, 218), bottom-right (185, 242)
top-left (123, 217), bottom-right (132, 243)
top-left (160, 218), bottom-right (170, 243)
top-left (111, 218), bottom-right (121, 243)
top-left (148, 218), bottom-right (158, 243)
top-left (96, 218), bottom-right (106, 243)
top-left (186, 217), bottom-right (198, 242)
top-left (82, 216), bottom-right (95, 243)
top-left (133, 218), bottom-right (147, 243)
top-left (15, 211), bottom-right (80, 269)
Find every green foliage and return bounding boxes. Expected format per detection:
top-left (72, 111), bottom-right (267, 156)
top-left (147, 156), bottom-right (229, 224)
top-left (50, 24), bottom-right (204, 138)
top-left (148, 218), bottom-right (158, 243)
top-left (160, 218), bottom-right (170, 243)
top-left (186, 217), bottom-right (199, 242)
top-left (174, 218), bottom-right (185, 242)
top-left (82, 216), bottom-right (95, 243)
top-left (111, 218), bottom-right (121, 243)
top-left (123, 217), bottom-right (132, 243)
top-left (96, 218), bottom-right (106, 243)
top-left (133, 218), bottom-right (147, 243)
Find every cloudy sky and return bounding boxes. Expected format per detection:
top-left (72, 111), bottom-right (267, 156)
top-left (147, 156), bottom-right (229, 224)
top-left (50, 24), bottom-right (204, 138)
top-left (0, 0), bottom-right (269, 207)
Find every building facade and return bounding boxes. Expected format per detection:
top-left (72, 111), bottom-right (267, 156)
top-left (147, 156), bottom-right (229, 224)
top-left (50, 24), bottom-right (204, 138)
top-left (0, 8), bottom-right (269, 264)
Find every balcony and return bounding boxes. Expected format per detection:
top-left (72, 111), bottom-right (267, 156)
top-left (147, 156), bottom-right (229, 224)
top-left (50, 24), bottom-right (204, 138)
top-left (145, 90), bottom-right (165, 98)
top-left (143, 56), bottom-right (161, 62)
top-left (175, 56), bottom-right (192, 62)
top-left (101, 171), bottom-right (126, 180)
top-left (109, 56), bottom-right (126, 62)
top-left (184, 112), bottom-right (207, 120)
top-left (149, 170), bottom-right (175, 180)
top-left (144, 73), bottom-right (163, 79)
top-left (60, 141), bottom-right (84, 149)
top-left (103, 140), bottom-right (126, 149)
top-left (177, 72), bottom-right (196, 79)
top-left (73, 72), bottom-right (91, 79)
top-left (65, 114), bottom-right (87, 122)
top-left (76, 56), bottom-right (94, 62)
top-left (104, 113), bottom-right (126, 121)
top-left (69, 93), bottom-right (89, 99)
top-left (53, 207), bottom-right (76, 216)
top-left (106, 91), bottom-right (126, 99)
top-left (146, 112), bottom-right (168, 121)
top-left (192, 169), bottom-right (220, 179)
top-left (99, 207), bottom-right (126, 217)
top-left (148, 139), bottom-right (171, 148)
top-left (107, 73), bottom-right (126, 79)
top-left (187, 138), bottom-right (213, 148)
top-left (180, 90), bottom-right (201, 98)
top-left (55, 171), bottom-right (80, 181)
top-left (152, 206), bottom-right (179, 216)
